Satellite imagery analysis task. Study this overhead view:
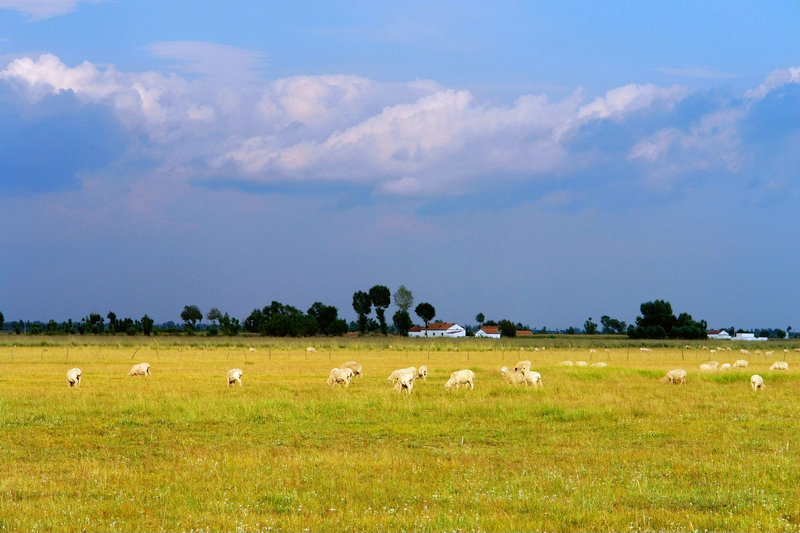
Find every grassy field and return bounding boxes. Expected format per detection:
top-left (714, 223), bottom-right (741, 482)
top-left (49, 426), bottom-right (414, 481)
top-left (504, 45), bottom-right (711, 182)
top-left (1, 337), bottom-right (799, 532)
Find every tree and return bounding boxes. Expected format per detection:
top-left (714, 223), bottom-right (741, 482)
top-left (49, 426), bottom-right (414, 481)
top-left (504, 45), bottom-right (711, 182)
top-left (218, 313), bottom-right (241, 336)
top-left (307, 302), bottom-right (340, 336)
top-left (206, 308), bottom-right (223, 326)
top-left (628, 299), bottom-right (707, 339)
top-left (415, 302), bottom-right (436, 332)
top-left (0, 311), bottom-right (4, 332)
top-left (352, 291), bottom-right (372, 333)
top-left (393, 310), bottom-right (413, 337)
top-left (141, 315), bottom-right (154, 336)
top-left (583, 317), bottom-right (598, 335)
top-left (393, 285), bottom-right (414, 313)
top-left (476, 313), bottom-right (485, 326)
top-left (498, 319), bottom-right (516, 337)
top-left (600, 315), bottom-right (626, 334)
top-left (369, 285), bottom-right (391, 335)
top-left (181, 305), bottom-right (203, 331)
top-left (107, 311), bottom-right (118, 334)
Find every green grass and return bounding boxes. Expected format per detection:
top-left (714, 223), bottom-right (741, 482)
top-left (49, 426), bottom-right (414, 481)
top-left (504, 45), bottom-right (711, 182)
top-left (0, 340), bottom-right (799, 531)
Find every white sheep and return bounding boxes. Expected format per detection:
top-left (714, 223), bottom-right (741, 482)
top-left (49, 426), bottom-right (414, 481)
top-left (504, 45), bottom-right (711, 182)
top-left (66, 368), bottom-right (82, 387)
top-left (514, 360), bottom-right (532, 373)
top-left (660, 369), bottom-right (687, 385)
top-left (129, 363), bottom-right (151, 377)
top-left (719, 363), bottom-right (731, 371)
top-left (227, 368), bottom-right (243, 387)
top-left (327, 368), bottom-right (352, 387)
top-left (388, 367), bottom-right (417, 383)
top-left (590, 362), bottom-right (608, 368)
top-left (769, 361), bottom-right (789, 371)
top-left (733, 359), bottom-right (749, 368)
top-left (501, 366), bottom-right (525, 385)
top-left (750, 374), bottom-right (765, 391)
top-left (305, 347), bottom-right (317, 353)
top-left (699, 361), bottom-right (719, 372)
top-left (639, 347), bottom-right (652, 352)
top-left (417, 365), bottom-right (428, 380)
top-left (342, 361), bottom-right (363, 377)
top-left (445, 369), bottom-right (475, 390)
top-left (525, 370), bottom-right (543, 388)
top-left (393, 369), bottom-right (415, 393)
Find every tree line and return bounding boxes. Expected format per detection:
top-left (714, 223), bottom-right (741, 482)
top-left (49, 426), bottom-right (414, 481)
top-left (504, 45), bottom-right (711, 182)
top-left (0, 297), bottom-right (791, 340)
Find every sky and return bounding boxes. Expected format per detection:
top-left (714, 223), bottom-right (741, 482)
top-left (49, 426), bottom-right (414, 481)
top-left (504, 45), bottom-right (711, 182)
top-left (0, 1), bottom-right (798, 331)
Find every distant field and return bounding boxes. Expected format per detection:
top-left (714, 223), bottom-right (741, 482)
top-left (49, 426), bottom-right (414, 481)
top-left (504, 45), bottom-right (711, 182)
top-left (1, 337), bottom-right (799, 532)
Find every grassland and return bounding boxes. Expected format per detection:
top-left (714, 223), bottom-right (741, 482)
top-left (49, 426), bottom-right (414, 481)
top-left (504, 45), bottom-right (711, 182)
top-left (1, 337), bottom-right (799, 532)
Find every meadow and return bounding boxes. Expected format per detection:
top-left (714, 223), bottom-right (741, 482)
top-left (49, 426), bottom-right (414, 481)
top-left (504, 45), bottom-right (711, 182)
top-left (1, 337), bottom-right (799, 532)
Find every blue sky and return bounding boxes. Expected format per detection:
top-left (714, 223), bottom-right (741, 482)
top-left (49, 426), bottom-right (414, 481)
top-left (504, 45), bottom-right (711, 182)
top-left (0, 1), bottom-right (797, 331)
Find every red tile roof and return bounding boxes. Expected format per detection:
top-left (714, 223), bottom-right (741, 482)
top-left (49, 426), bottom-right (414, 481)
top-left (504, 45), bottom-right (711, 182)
top-left (478, 326), bottom-right (500, 334)
top-left (516, 330), bottom-right (533, 336)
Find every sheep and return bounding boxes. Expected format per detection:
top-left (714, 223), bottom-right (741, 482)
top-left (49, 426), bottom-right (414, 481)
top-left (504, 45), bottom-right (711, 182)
top-left (306, 347), bottom-right (317, 353)
top-left (248, 347), bottom-right (256, 352)
top-left (557, 360), bottom-right (574, 366)
top-left (590, 362), bottom-right (608, 368)
top-left (699, 361), bottom-right (719, 372)
top-left (417, 365), bottom-right (428, 380)
top-left (514, 360), bottom-right (532, 373)
top-left (769, 361), bottom-right (789, 371)
top-left (227, 368), bottom-right (243, 387)
top-left (393, 369), bottom-right (415, 393)
top-left (719, 363), bottom-right (732, 371)
top-left (501, 366), bottom-right (525, 385)
top-left (327, 368), bottom-right (352, 387)
top-left (740, 349), bottom-right (750, 355)
top-left (733, 359), bottom-right (749, 368)
top-left (66, 368), bottom-right (82, 387)
top-left (525, 370), bottom-right (543, 388)
top-left (129, 363), bottom-right (151, 377)
top-left (388, 367), bottom-right (417, 383)
top-left (660, 369), bottom-right (687, 385)
top-left (639, 347), bottom-right (652, 352)
top-left (342, 361), bottom-right (363, 377)
top-left (575, 360), bottom-right (588, 367)
top-left (750, 374), bottom-right (765, 391)
top-left (445, 369), bottom-right (475, 390)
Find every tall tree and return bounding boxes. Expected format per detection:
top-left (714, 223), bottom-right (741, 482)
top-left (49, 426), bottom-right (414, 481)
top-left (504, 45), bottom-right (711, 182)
top-left (352, 291), bottom-right (372, 333)
top-left (181, 305), bottom-right (203, 330)
top-left (498, 319), bottom-right (517, 337)
top-left (600, 315), bottom-right (626, 334)
top-left (393, 310), bottom-right (413, 337)
top-left (308, 302), bottom-right (340, 336)
top-left (0, 311), bottom-right (4, 332)
top-left (206, 307), bottom-right (223, 327)
top-left (415, 302), bottom-right (436, 332)
top-left (584, 317), bottom-right (598, 335)
top-left (393, 285), bottom-right (414, 313)
top-left (369, 285), bottom-right (391, 335)
top-left (476, 313), bottom-right (485, 326)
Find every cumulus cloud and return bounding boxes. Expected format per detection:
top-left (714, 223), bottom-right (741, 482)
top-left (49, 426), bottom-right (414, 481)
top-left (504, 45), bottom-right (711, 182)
top-left (2, 50), bottom-right (794, 202)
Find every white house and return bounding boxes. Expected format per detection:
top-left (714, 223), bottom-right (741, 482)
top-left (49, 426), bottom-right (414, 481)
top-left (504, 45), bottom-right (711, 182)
top-left (734, 332), bottom-right (768, 342)
top-left (408, 323), bottom-right (466, 338)
top-left (475, 326), bottom-right (501, 339)
top-left (707, 329), bottom-right (732, 340)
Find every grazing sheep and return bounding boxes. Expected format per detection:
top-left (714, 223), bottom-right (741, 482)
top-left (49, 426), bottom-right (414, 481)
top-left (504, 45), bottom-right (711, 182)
top-left (129, 363), bottom-right (151, 377)
top-left (66, 368), bottom-right (82, 387)
top-left (417, 365), bottom-right (428, 380)
top-left (525, 370), bottom-right (543, 388)
top-left (733, 360), bottom-right (749, 368)
top-left (769, 361), bottom-right (789, 371)
top-left (327, 368), bottom-right (352, 387)
top-left (388, 367), bottom-right (417, 383)
top-left (501, 366), bottom-right (525, 385)
top-left (306, 347), bottom-right (317, 353)
top-left (248, 347), bottom-right (256, 352)
top-left (699, 361), bottom-right (719, 372)
top-left (445, 369), bottom-right (475, 390)
top-left (393, 370), bottom-right (415, 393)
top-left (590, 362), bottom-right (608, 368)
top-left (342, 361), bottom-right (363, 377)
top-left (750, 374), bottom-right (765, 391)
top-left (740, 349), bottom-right (749, 355)
top-left (575, 360), bottom-right (588, 367)
top-left (639, 347), bottom-right (652, 352)
top-left (660, 369), bottom-right (687, 385)
top-left (719, 363), bottom-right (732, 371)
top-left (227, 368), bottom-right (243, 387)
top-left (514, 360), bottom-right (532, 373)
top-left (557, 360), bottom-right (574, 366)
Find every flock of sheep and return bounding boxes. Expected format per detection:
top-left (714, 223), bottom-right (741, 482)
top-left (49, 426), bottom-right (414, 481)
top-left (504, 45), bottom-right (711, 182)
top-left (63, 352), bottom-right (791, 394)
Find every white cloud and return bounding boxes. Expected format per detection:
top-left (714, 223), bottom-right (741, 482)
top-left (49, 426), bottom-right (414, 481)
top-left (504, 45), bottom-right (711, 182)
top-left (0, 0), bottom-right (101, 19)
top-left (577, 83), bottom-right (686, 121)
top-left (745, 65), bottom-right (800, 100)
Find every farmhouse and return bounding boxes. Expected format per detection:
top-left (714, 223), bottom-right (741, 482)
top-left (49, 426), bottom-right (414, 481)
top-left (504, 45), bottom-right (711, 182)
top-left (475, 326), bottom-right (501, 338)
top-left (409, 323), bottom-right (466, 338)
top-left (734, 332), bottom-right (768, 342)
top-left (707, 329), bottom-right (732, 340)
top-left (516, 329), bottom-right (533, 337)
